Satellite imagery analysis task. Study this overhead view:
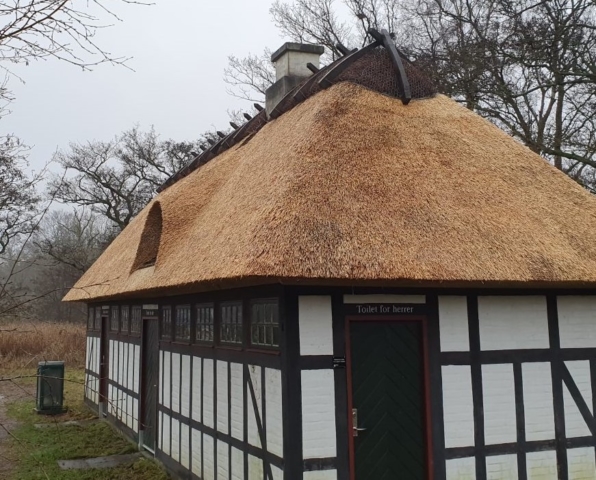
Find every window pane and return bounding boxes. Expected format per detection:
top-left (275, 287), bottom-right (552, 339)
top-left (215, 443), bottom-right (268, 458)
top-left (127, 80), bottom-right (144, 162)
top-left (175, 305), bottom-right (190, 341)
top-left (220, 302), bottom-right (242, 344)
top-left (95, 308), bottom-right (102, 330)
top-left (121, 306), bottom-right (129, 334)
top-left (161, 306), bottom-right (172, 339)
top-left (131, 306), bottom-right (142, 334)
top-left (110, 306), bottom-right (119, 332)
top-left (88, 308), bottom-right (94, 330)
top-left (196, 304), bottom-right (214, 343)
top-left (250, 299), bottom-right (279, 348)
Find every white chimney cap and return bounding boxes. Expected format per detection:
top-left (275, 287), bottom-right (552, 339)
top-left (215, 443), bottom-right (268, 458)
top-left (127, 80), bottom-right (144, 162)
top-left (271, 42), bottom-right (325, 81)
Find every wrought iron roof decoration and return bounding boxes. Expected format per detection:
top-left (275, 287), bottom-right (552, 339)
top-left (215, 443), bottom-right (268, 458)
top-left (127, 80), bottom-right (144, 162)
top-left (157, 29), bottom-right (436, 193)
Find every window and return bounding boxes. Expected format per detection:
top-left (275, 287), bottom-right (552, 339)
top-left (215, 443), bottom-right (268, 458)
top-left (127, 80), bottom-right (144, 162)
top-left (95, 308), bottom-right (102, 330)
top-left (121, 306), bottom-right (130, 334)
top-left (131, 306), bottom-right (142, 335)
top-left (195, 304), bottom-right (214, 343)
top-left (251, 299), bottom-right (280, 348)
top-left (110, 306), bottom-right (119, 332)
top-left (88, 307), bottom-right (94, 330)
top-left (175, 305), bottom-right (191, 341)
top-left (221, 302), bottom-right (243, 345)
top-left (132, 202), bottom-right (162, 271)
top-left (161, 306), bottom-right (172, 340)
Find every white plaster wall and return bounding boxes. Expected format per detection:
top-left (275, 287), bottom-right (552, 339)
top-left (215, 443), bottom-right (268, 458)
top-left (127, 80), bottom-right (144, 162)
top-left (298, 296), bottom-right (333, 356)
top-left (442, 365), bottom-right (474, 448)
top-left (478, 296), bottom-right (549, 350)
top-left (564, 360), bottom-right (593, 438)
top-left (203, 359), bottom-right (214, 429)
top-left (568, 447), bottom-right (596, 480)
top-left (558, 296), bottom-right (596, 349)
top-left (231, 446), bottom-right (243, 480)
top-left (158, 412), bottom-right (163, 451)
top-left (439, 296), bottom-right (470, 352)
top-left (248, 455), bottom-right (263, 480)
top-left (217, 360), bottom-right (229, 434)
top-left (163, 351), bottom-right (171, 410)
top-left (181, 355), bottom-right (191, 418)
top-left (343, 294), bottom-right (426, 304)
top-left (191, 428), bottom-right (201, 476)
top-left (126, 395), bottom-right (133, 428)
top-left (180, 422), bottom-right (190, 469)
top-left (127, 343), bottom-right (133, 391)
top-left (162, 413), bottom-right (171, 456)
top-left (230, 362), bottom-right (243, 440)
top-left (172, 352), bottom-right (180, 413)
top-left (109, 340), bottom-right (114, 380)
top-left (217, 440), bottom-right (229, 479)
top-left (171, 417), bottom-right (180, 463)
top-left (527, 451), bottom-right (557, 479)
top-left (486, 455), bottom-right (517, 480)
top-left (133, 345), bottom-right (140, 394)
top-left (446, 457), bottom-right (475, 480)
top-left (523, 363), bottom-right (555, 441)
top-left (266, 368), bottom-right (284, 458)
top-left (133, 398), bottom-right (138, 432)
top-left (301, 369), bottom-right (336, 459)
top-left (159, 351), bottom-right (163, 405)
top-left (191, 356), bottom-right (201, 422)
top-left (271, 465), bottom-right (284, 480)
top-left (247, 364), bottom-right (262, 448)
top-left (203, 433), bottom-right (215, 480)
top-left (303, 471), bottom-right (338, 480)
top-left (483, 364), bottom-right (516, 445)
top-left (118, 341), bottom-right (123, 385)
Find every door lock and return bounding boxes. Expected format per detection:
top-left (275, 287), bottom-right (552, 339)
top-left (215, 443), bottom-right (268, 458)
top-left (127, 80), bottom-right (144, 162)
top-left (352, 408), bottom-right (367, 437)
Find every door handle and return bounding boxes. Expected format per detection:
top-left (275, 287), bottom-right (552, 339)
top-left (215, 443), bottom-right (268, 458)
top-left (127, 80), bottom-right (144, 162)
top-left (352, 408), bottom-right (367, 437)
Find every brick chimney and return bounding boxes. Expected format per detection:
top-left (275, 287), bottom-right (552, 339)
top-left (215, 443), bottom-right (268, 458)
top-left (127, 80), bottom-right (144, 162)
top-left (265, 43), bottom-right (324, 117)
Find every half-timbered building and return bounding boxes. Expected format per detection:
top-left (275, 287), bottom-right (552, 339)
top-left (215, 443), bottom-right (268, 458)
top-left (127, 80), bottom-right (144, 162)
top-left (66, 30), bottom-right (596, 480)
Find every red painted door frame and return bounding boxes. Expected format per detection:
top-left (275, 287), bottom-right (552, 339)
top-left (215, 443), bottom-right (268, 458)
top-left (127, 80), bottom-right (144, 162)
top-left (344, 315), bottom-right (434, 480)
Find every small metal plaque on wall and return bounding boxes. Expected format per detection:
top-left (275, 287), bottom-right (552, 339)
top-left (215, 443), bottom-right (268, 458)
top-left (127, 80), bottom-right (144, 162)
top-left (333, 356), bottom-right (346, 369)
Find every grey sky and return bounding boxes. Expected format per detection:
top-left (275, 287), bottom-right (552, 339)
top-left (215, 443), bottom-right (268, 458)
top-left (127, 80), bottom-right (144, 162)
top-left (3, 0), bottom-right (281, 174)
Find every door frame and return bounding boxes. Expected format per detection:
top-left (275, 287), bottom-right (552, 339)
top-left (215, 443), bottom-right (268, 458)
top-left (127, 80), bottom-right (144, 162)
top-left (99, 316), bottom-right (109, 416)
top-left (345, 315), bottom-right (434, 480)
top-left (140, 315), bottom-right (159, 453)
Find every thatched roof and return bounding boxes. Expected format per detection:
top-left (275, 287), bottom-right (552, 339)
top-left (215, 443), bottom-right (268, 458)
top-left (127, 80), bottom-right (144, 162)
top-left (64, 81), bottom-right (596, 302)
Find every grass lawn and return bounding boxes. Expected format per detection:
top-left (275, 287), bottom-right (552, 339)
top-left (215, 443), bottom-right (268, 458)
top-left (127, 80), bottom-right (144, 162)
top-left (5, 369), bottom-right (169, 480)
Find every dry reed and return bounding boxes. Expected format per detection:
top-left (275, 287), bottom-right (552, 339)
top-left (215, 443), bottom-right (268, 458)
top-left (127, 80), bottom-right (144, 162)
top-left (0, 321), bottom-right (86, 370)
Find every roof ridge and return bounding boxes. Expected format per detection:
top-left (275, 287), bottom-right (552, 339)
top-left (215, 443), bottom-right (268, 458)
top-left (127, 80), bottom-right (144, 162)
top-left (157, 31), bottom-right (436, 193)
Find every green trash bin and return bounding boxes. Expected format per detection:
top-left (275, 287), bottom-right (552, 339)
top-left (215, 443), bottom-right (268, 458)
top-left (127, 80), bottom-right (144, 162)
top-left (36, 361), bottom-right (66, 414)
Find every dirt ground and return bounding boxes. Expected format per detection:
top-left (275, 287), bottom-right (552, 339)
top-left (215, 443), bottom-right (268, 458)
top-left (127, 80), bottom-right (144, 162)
top-left (0, 378), bottom-right (34, 479)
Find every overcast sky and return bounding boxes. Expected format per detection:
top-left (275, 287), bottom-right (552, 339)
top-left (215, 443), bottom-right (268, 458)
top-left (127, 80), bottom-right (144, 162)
top-left (3, 0), bottom-right (282, 174)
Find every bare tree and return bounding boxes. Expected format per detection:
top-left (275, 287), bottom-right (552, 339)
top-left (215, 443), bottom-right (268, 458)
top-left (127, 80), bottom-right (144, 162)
top-left (225, 0), bottom-right (596, 189)
top-left (0, 0), bottom-right (149, 72)
top-left (0, 136), bottom-right (40, 255)
top-left (49, 127), bottom-right (211, 230)
top-left (406, 0), bottom-right (596, 182)
top-left (34, 208), bottom-right (114, 273)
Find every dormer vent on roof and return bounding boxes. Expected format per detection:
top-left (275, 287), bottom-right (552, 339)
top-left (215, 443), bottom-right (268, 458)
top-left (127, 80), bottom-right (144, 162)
top-left (265, 42), bottom-right (324, 118)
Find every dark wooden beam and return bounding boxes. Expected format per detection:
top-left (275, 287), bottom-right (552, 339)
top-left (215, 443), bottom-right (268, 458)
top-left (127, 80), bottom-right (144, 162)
top-left (306, 62), bottom-right (319, 73)
top-left (368, 28), bottom-right (412, 105)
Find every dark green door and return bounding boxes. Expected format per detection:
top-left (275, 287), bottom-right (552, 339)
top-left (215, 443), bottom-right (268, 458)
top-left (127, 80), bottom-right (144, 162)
top-left (350, 321), bottom-right (426, 480)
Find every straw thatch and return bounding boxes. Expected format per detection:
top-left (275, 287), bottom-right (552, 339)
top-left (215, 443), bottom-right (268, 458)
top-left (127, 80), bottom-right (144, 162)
top-left (64, 82), bottom-right (596, 302)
